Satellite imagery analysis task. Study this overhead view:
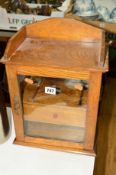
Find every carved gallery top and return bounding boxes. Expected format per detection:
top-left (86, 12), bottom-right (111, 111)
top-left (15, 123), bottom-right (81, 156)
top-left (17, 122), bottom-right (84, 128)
top-left (2, 18), bottom-right (108, 73)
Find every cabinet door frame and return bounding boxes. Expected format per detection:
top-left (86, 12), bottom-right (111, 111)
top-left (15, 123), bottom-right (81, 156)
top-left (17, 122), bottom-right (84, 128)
top-left (6, 65), bottom-right (24, 141)
top-left (84, 71), bottom-right (102, 150)
top-left (6, 64), bottom-right (102, 154)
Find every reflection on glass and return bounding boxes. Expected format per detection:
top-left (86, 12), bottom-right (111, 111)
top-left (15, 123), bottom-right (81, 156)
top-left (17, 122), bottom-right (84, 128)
top-left (19, 76), bottom-right (89, 143)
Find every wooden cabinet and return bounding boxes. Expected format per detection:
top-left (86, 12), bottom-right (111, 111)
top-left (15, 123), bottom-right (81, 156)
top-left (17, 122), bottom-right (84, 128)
top-left (1, 18), bottom-right (108, 155)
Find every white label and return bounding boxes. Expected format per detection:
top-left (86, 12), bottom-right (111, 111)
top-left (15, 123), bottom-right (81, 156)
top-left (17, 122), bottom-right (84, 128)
top-left (0, 7), bottom-right (64, 31)
top-left (45, 87), bottom-right (56, 95)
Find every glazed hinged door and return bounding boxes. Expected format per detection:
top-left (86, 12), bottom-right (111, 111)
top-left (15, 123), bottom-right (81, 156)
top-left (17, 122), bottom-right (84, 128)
top-left (18, 75), bottom-right (89, 144)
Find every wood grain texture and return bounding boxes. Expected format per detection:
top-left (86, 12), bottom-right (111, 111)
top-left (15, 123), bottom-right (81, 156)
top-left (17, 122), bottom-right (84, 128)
top-left (5, 65), bottom-right (24, 141)
top-left (94, 78), bottom-right (116, 175)
top-left (26, 18), bottom-right (102, 41)
top-left (24, 104), bottom-right (86, 127)
top-left (1, 18), bottom-right (107, 72)
top-left (24, 135), bottom-right (84, 150)
top-left (84, 71), bottom-right (102, 150)
top-left (99, 31), bottom-right (106, 66)
top-left (23, 77), bottom-right (87, 127)
top-left (14, 139), bottom-right (95, 156)
top-left (24, 121), bottom-right (85, 142)
top-left (5, 38), bottom-right (106, 72)
top-left (2, 18), bottom-right (108, 154)
top-left (3, 27), bottom-right (26, 59)
top-left (17, 65), bottom-right (90, 80)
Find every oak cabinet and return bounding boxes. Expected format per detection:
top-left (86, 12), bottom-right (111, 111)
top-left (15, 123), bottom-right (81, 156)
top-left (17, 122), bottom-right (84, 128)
top-left (1, 18), bottom-right (108, 155)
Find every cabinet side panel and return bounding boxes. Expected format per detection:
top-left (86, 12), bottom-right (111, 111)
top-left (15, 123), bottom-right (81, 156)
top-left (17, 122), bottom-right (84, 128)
top-left (3, 27), bottom-right (26, 59)
top-left (6, 65), bottom-right (24, 141)
top-left (84, 71), bottom-right (102, 150)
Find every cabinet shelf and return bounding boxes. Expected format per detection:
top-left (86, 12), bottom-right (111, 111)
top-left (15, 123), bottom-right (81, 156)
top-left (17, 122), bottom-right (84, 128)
top-left (22, 77), bottom-right (87, 143)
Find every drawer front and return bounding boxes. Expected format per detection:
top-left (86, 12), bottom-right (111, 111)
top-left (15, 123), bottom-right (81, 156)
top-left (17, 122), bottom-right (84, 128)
top-left (24, 104), bottom-right (86, 128)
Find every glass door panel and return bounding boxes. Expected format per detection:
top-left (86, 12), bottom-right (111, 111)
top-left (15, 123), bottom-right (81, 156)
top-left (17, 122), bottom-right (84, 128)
top-left (19, 76), bottom-right (89, 143)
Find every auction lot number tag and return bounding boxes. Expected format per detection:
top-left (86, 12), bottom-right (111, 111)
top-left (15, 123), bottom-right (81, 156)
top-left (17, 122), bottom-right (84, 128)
top-left (45, 87), bottom-right (56, 95)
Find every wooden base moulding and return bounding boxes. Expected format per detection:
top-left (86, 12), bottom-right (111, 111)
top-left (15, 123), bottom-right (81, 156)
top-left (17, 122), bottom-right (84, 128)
top-left (14, 139), bottom-right (96, 156)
